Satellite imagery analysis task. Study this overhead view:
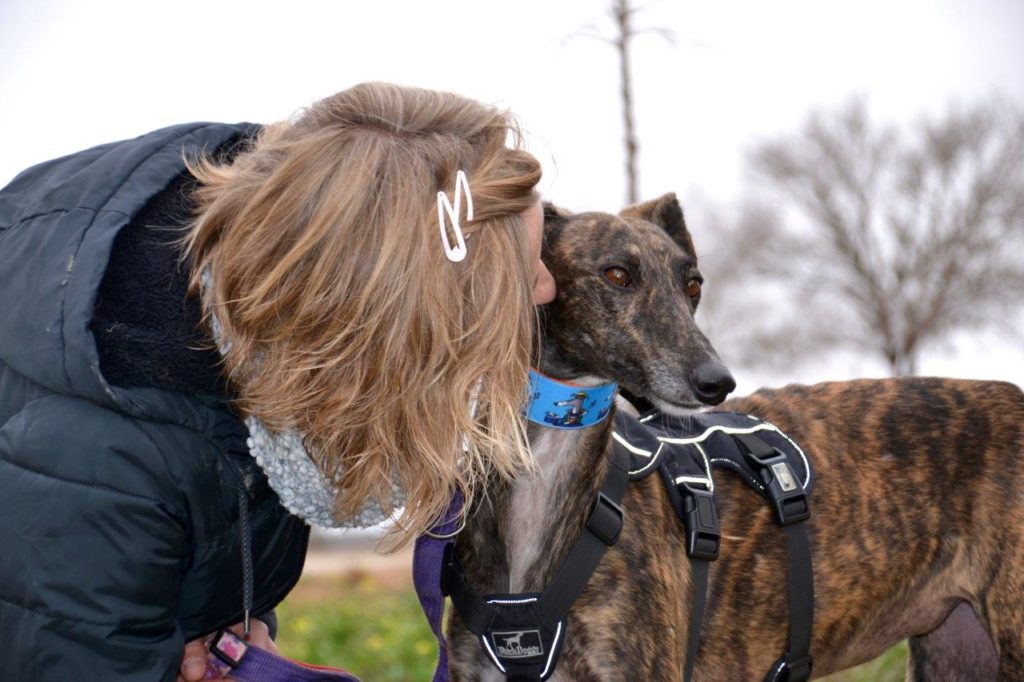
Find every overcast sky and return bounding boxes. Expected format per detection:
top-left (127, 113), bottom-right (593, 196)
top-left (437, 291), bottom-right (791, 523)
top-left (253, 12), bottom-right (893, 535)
top-left (2, 0), bottom-right (1022, 392)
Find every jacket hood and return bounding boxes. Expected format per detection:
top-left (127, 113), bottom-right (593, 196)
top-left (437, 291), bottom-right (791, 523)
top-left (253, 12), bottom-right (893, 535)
top-left (0, 123), bottom-right (255, 423)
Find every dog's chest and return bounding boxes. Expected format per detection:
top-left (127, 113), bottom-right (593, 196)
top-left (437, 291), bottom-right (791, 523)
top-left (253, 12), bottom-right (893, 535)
top-left (505, 428), bottom-right (586, 592)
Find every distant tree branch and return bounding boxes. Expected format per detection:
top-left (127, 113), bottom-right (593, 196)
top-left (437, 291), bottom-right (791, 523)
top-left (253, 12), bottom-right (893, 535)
top-left (716, 97), bottom-right (1024, 376)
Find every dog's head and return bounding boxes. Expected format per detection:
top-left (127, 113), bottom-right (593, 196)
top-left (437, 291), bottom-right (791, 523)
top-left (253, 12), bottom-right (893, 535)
top-left (538, 193), bottom-right (734, 413)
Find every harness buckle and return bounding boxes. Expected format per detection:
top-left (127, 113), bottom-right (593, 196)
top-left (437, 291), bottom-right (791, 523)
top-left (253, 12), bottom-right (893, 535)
top-left (744, 448), bottom-right (810, 526)
top-left (678, 480), bottom-right (720, 560)
top-left (771, 653), bottom-right (813, 682)
top-left (586, 492), bottom-right (625, 546)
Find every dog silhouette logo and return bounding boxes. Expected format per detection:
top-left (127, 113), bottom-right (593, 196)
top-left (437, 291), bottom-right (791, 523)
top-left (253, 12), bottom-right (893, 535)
top-left (491, 629), bottom-right (544, 659)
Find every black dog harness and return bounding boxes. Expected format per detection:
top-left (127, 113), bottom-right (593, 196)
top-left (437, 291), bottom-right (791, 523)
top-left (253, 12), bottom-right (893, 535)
top-left (442, 444), bottom-right (631, 681)
top-left (443, 410), bottom-right (814, 681)
top-left (615, 410), bottom-right (815, 682)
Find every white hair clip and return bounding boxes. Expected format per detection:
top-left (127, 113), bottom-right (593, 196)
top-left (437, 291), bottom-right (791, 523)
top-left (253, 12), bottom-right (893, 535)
top-left (437, 169), bottom-right (474, 263)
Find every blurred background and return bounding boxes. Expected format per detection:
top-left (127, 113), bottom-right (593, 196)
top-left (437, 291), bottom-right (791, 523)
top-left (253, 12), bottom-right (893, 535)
top-left (3, 1), bottom-right (1022, 679)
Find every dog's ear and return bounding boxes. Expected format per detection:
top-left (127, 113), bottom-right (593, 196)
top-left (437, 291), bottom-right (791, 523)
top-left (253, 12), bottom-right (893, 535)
top-left (620, 192), bottom-right (695, 254)
top-left (543, 201), bottom-right (572, 229)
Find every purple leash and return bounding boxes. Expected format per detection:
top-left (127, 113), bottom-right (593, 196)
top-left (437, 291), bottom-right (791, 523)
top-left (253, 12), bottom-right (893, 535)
top-left (204, 630), bottom-right (361, 681)
top-left (203, 492), bottom-right (464, 681)
top-left (413, 491), bottom-right (465, 682)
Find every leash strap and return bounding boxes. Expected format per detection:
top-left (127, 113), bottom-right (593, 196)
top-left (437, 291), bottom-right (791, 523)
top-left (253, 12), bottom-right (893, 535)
top-left (205, 629), bottom-right (360, 681)
top-left (413, 491), bottom-right (465, 682)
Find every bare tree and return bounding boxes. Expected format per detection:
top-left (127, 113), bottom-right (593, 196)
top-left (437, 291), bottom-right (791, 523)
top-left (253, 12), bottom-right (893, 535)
top-left (706, 98), bottom-right (1024, 376)
top-left (612, 0), bottom-right (640, 205)
top-left (571, 1), bottom-right (672, 206)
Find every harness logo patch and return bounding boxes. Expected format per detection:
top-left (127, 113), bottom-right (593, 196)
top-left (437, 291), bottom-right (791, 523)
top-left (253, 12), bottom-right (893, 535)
top-left (491, 629), bottom-right (544, 659)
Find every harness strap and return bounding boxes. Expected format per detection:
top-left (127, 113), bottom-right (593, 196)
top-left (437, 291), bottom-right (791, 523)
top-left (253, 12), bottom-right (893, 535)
top-left (442, 547), bottom-right (497, 635)
top-left (536, 449), bottom-right (630, 622)
top-left (734, 433), bottom-right (814, 682)
top-left (642, 429), bottom-right (721, 682)
top-left (656, 446), bottom-right (719, 682)
top-left (764, 523), bottom-right (813, 682)
top-left (683, 558), bottom-right (709, 682)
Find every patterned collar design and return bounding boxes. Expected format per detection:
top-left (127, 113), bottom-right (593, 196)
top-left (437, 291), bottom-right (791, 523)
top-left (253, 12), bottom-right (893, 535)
top-left (525, 370), bottom-right (618, 429)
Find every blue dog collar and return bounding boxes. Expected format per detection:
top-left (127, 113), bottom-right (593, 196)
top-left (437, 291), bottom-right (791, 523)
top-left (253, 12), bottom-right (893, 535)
top-left (525, 370), bottom-right (618, 429)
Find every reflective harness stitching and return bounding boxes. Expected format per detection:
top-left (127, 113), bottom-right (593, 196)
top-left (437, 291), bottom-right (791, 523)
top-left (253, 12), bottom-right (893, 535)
top-left (615, 411), bottom-right (815, 682)
top-left (653, 420), bottom-right (812, 490)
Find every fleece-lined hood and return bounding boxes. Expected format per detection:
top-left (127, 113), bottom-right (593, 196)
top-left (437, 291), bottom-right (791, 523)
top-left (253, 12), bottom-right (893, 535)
top-left (0, 122), bottom-right (249, 424)
top-left (0, 123), bottom-right (309, 682)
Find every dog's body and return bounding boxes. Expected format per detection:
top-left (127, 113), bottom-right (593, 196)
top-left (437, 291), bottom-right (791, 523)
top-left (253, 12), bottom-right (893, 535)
top-left (447, 194), bottom-right (1024, 681)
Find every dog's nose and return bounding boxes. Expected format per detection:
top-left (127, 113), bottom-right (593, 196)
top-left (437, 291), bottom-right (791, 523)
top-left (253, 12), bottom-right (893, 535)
top-left (690, 362), bottom-right (736, 406)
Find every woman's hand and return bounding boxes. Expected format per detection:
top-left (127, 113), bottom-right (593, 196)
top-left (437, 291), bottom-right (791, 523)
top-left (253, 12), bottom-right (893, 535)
top-left (177, 619), bottom-right (277, 681)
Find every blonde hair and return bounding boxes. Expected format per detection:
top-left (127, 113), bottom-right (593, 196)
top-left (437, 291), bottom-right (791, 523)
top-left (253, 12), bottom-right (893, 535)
top-left (183, 82), bottom-right (542, 548)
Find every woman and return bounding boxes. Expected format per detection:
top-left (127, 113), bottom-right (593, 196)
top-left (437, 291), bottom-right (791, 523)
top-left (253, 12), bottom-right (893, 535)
top-left (0, 82), bottom-right (555, 681)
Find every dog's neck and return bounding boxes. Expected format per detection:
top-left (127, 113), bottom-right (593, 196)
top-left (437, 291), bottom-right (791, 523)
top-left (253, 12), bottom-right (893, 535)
top-left (499, 413), bottom-right (616, 593)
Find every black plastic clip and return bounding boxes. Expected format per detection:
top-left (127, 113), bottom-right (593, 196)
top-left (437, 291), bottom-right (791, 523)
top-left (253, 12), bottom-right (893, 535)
top-left (768, 653), bottom-right (813, 682)
top-left (679, 481), bottom-right (720, 560)
top-left (586, 492), bottom-right (625, 546)
top-left (745, 448), bottom-right (810, 526)
top-left (440, 542), bottom-right (455, 597)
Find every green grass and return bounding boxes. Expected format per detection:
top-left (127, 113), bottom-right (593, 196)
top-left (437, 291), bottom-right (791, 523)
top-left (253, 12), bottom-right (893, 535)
top-left (276, 572), bottom-right (907, 681)
top-left (821, 641), bottom-right (907, 681)
top-left (276, 572), bottom-right (437, 681)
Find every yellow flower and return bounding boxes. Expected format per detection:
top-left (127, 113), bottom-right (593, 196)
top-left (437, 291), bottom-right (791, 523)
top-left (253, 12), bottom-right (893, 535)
top-left (292, 616), bottom-right (313, 635)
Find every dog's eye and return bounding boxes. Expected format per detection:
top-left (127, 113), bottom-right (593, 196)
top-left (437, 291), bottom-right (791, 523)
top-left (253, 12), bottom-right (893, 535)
top-left (686, 278), bottom-right (702, 301)
top-left (604, 267), bottom-right (632, 288)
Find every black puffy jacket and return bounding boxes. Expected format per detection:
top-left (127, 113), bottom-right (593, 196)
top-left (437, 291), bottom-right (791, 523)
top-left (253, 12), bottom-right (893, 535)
top-left (0, 123), bottom-right (310, 681)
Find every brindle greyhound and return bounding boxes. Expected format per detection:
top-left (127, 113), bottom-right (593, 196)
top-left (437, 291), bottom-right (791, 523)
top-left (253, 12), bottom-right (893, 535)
top-left (447, 193), bottom-right (1024, 681)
